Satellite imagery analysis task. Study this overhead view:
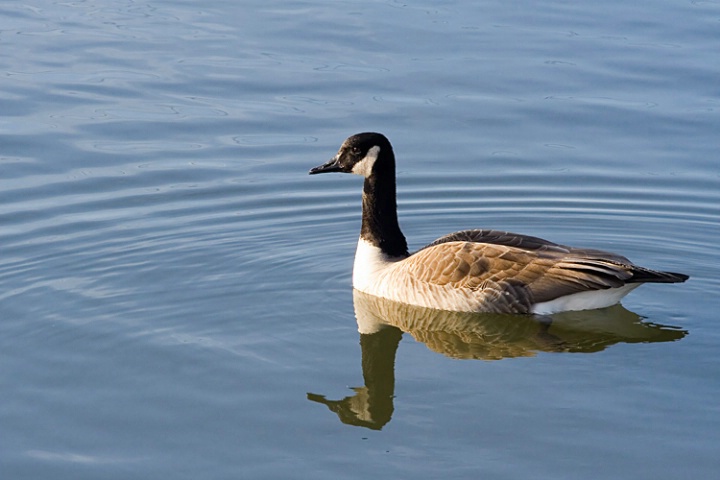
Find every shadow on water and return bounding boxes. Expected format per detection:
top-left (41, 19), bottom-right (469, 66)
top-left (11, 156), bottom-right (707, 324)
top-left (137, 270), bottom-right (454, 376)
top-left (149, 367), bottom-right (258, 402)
top-left (307, 290), bottom-right (687, 430)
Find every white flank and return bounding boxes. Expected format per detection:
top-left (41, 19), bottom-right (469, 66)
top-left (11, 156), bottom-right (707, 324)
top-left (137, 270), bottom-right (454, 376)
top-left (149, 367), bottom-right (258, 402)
top-left (351, 145), bottom-right (381, 177)
top-left (531, 284), bottom-right (640, 315)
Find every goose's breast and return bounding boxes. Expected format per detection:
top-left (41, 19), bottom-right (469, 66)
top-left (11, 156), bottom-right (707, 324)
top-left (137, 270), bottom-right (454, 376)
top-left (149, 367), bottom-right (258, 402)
top-left (352, 238), bottom-right (406, 292)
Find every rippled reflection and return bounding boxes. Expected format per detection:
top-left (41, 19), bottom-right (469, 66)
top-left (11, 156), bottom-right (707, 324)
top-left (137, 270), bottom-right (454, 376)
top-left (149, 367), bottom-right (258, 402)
top-left (308, 290), bottom-right (687, 429)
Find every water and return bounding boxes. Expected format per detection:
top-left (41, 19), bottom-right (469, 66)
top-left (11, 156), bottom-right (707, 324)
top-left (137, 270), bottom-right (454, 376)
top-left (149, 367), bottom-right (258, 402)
top-left (1, 0), bottom-right (719, 478)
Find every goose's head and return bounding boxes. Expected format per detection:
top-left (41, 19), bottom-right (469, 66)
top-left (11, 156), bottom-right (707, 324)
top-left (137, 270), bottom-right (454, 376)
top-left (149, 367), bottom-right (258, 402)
top-left (309, 132), bottom-right (393, 178)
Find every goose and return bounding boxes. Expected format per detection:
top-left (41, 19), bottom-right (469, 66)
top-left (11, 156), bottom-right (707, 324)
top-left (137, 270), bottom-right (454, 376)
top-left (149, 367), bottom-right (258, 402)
top-left (309, 132), bottom-right (689, 314)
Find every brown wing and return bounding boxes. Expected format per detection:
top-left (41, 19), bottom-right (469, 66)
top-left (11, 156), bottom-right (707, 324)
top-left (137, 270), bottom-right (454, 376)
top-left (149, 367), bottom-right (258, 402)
top-left (422, 229), bottom-right (688, 283)
top-left (399, 239), bottom-right (636, 311)
top-left (420, 229), bottom-right (569, 253)
top-left (419, 229), bottom-right (632, 262)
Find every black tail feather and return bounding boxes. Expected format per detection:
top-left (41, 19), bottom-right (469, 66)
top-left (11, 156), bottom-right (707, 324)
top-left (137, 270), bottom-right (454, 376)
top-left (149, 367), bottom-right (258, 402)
top-left (629, 267), bottom-right (689, 284)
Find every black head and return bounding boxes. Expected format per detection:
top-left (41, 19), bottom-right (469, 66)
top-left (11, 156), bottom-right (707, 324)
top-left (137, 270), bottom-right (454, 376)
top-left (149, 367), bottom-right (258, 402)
top-left (309, 132), bottom-right (393, 177)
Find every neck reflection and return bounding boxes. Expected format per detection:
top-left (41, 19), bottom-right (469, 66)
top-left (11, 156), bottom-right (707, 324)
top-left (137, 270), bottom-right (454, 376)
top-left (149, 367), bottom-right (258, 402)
top-left (308, 291), bottom-right (687, 430)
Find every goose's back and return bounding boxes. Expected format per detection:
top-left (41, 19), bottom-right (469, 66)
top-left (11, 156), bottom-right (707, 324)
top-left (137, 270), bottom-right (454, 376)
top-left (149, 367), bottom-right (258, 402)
top-left (375, 229), bottom-right (667, 313)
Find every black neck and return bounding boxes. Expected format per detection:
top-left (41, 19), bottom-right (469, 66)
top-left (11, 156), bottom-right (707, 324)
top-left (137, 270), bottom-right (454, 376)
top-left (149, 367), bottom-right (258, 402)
top-left (360, 165), bottom-right (408, 258)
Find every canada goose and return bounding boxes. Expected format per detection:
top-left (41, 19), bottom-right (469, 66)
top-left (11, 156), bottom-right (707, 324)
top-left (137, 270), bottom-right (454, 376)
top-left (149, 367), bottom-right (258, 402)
top-left (309, 132), bottom-right (688, 314)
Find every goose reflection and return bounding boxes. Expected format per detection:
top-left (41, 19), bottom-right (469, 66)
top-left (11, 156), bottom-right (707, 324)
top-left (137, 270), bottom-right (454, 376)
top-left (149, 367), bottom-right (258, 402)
top-left (308, 290), bottom-right (686, 430)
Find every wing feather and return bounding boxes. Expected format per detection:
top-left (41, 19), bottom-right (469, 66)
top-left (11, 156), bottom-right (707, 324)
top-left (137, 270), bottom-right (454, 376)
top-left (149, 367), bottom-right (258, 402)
top-left (399, 232), bottom-right (644, 307)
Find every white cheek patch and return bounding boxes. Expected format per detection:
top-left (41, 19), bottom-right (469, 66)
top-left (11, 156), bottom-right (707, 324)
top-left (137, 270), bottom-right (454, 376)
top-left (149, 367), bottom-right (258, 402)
top-left (351, 145), bottom-right (380, 177)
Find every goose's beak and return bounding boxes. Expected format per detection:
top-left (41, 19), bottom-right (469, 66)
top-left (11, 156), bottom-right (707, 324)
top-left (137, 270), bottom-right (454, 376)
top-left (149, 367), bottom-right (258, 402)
top-left (309, 155), bottom-right (342, 174)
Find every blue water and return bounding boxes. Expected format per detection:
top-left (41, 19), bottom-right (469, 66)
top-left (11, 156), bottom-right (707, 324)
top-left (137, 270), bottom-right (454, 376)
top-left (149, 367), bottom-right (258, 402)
top-left (1, 1), bottom-right (719, 478)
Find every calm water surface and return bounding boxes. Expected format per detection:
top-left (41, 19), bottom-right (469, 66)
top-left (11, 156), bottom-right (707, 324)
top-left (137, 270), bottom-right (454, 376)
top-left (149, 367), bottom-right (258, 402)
top-left (1, 0), bottom-right (719, 479)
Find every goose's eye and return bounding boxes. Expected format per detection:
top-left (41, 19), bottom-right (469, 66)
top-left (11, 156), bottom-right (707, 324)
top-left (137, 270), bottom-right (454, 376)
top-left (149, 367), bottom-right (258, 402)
top-left (351, 147), bottom-right (361, 155)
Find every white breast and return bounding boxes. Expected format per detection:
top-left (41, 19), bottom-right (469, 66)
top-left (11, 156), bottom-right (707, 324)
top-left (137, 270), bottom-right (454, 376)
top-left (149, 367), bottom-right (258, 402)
top-left (352, 238), bottom-right (403, 292)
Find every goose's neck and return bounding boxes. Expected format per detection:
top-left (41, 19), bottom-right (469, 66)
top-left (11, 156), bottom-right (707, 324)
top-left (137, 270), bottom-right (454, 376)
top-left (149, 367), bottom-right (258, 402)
top-left (360, 171), bottom-right (408, 258)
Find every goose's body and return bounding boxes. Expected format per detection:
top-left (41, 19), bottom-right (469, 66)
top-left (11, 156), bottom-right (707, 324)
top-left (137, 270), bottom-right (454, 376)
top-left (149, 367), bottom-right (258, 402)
top-left (310, 132), bottom-right (688, 315)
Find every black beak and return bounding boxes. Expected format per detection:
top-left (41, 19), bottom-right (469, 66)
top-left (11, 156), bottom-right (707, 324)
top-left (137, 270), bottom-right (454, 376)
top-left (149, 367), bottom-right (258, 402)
top-left (309, 156), bottom-right (342, 175)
